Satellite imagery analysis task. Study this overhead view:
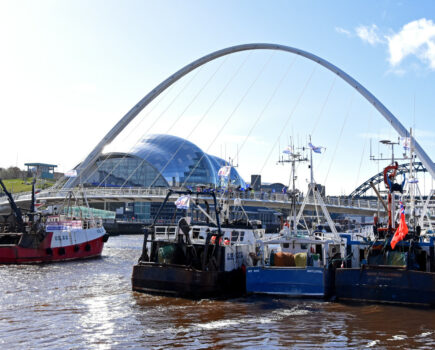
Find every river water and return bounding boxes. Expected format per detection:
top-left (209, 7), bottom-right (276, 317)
top-left (1, 235), bottom-right (434, 349)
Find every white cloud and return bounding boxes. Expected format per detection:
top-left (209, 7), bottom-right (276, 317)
top-left (387, 18), bottom-right (435, 69)
top-left (355, 24), bottom-right (384, 45)
top-left (335, 27), bottom-right (351, 37)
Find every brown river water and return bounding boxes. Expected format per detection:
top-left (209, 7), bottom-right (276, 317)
top-left (1, 235), bottom-right (434, 349)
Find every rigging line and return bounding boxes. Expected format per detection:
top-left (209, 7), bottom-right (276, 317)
top-left (83, 79), bottom-right (178, 186)
top-left (97, 59), bottom-right (224, 189)
top-left (180, 52), bottom-right (274, 188)
top-left (124, 53), bottom-right (246, 189)
top-left (353, 108), bottom-right (375, 191)
top-left (234, 55), bottom-right (296, 164)
top-left (311, 76), bottom-right (337, 136)
top-left (256, 66), bottom-right (317, 186)
top-left (323, 90), bottom-right (356, 185)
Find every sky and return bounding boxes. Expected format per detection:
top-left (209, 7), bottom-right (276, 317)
top-left (0, 0), bottom-right (434, 195)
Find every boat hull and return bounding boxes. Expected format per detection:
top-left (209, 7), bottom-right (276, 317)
top-left (0, 228), bottom-right (107, 264)
top-left (246, 266), bottom-right (333, 298)
top-left (132, 262), bottom-right (245, 299)
top-left (0, 235), bottom-right (106, 264)
top-left (335, 266), bottom-right (435, 306)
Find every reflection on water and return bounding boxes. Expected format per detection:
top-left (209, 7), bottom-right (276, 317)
top-left (0, 235), bottom-right (434, 349)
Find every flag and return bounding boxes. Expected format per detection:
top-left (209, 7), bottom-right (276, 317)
top-left (401, 137), bottom-right (411, 151)
top-left (390, 201), bottom-right (409, 249)
top-left (65, 170), bottom-right (77, 177)
top-left (218, 166), bottom-right (231, 177)
top-left (308, 142), bottom-right (323, 154)
top-left (174, 195), bottom-right (190, 209)
top-left (282, 146), bottom-right (293, 155)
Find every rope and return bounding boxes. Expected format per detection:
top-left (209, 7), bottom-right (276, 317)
top-left (323, 90), bottom-right (355, 184)
top-left (180, 52), bottom-right (275, 187)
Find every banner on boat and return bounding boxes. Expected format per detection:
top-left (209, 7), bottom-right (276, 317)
top-left (64, 170), bottom-right (77, 177)
top-left (175, 195), bottom-right (191, 210)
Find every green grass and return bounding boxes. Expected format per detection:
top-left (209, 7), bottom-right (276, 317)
top-left (1, 178), bottom-right (55, 194)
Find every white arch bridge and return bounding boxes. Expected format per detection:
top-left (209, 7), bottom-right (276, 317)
top-left (63, 43), bottom-right (435, 189)
top-left (1, 44), bottom-right (434, 218)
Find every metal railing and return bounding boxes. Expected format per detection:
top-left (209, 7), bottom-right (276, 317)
top-left (6, 187), bottom-right (382, 211)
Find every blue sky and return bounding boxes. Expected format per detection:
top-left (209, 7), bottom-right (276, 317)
top-left (0, 0), bottom-right (434, 194)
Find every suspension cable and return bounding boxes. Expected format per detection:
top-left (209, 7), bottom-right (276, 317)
top-left (124, 54), bottom-right (248, 189)
top-left (80, 83), bottom-right (175, 186)
top-left (255, 66), bottom-right (317, 186)
top-left (94, 67), bottom-right (206, 188)
top-left (233, 55), bottom-right (296, 164)
top-left (353, 108), bottom-right (375, 192)
top-left (180, 52), bottom-right (275, 187)
top-left (311, 76), bottom-right (337, 136)
top-left (323, 90), bottom-right (356, 184)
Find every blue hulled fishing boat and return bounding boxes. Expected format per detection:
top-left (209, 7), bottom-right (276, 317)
top-left (246, 138), bottom-right (347, 298)
top-left (335, 160), bottom-right (435, 306)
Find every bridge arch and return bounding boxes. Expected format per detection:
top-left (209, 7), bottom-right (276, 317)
top-left (350, 161), bottom-right (427, 197)
top-left (64, 43), bottom-right (435, 188)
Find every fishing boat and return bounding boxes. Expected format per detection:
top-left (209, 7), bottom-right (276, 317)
top-left (246, 137), bottom-right (347, 298)
top-left (0, 179), bottom-right (108, 264)
top-left (335, 158), bottom-right (435, 306)
top-left (132, 189), bottom-right (265, 298)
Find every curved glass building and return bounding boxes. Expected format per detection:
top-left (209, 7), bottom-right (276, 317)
top-left (85, 134), bottom-right (246, 188)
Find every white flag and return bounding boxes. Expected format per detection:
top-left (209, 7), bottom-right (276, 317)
top-left (401, 137), bottom-right (411, 150)
top-left (65, 170), bottom-right (77, 178)
top-left (174, 195), bottom-right (190, 209)
top-left (218, 166), bottom-right (231, 177)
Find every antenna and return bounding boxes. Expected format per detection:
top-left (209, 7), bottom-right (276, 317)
top-left (277, 138), bottom-right (308, 235)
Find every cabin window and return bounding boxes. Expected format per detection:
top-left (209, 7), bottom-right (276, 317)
top-left (231, 231), bottom-right (239, 242)
top-left (239, 231), bottom-right (245, 241)
top-left (282, 243), bottom-right (290, 249)
top-left (192, 228), bottom-right (200, 239)
top-left (155, 227), bottom-right (166, 235)
top-left (168, 227), bottom-right (176, 235)
top-left (301, 244), bottom-right (308, 250)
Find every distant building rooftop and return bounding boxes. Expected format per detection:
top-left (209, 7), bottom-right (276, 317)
top-left (25, 163), bottom-right (57, 179)
top-left (24, 163), bottom-right (58, 168)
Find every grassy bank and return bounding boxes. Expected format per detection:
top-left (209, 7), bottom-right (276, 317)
top-left (1, 178), bottom-right (55, 194)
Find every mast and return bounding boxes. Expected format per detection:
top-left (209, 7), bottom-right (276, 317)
top-left (0, 179), bottom-right (24, 232)
top-left (278, 138), bottom-right (308, 234)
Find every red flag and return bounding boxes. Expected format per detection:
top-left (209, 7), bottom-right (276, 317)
top-left (391, 201), bottom-right (408, 249)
